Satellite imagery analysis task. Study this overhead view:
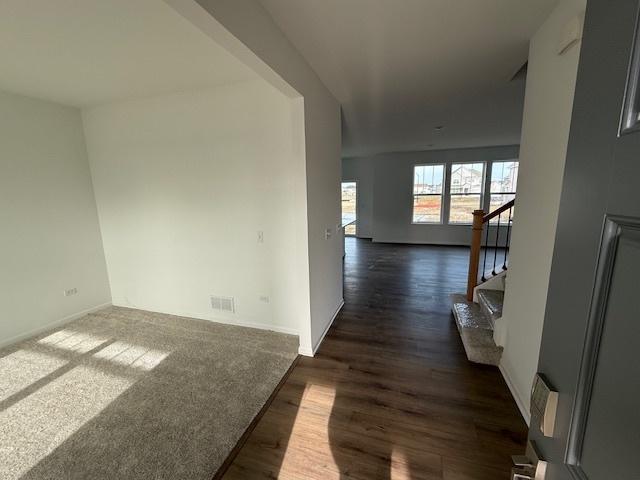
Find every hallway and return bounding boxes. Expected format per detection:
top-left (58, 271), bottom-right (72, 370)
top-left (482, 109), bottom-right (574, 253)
top-left (223, 238), bottom-right (526, 479)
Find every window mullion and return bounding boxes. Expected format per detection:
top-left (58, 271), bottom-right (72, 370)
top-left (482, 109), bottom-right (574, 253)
top-left (444, 163), bottom-right (452, 224)
top-left (483, 161), bottom-right (492, 214)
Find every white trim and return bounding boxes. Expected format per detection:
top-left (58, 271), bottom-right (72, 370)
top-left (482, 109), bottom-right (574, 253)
top-left (112, 303), bottom-right (299, 336)
top-left (499, 363), bottom-right (531, 426)
top-left (297, 345), bottom-right (314, 356)
top-left (298, 300), bottom-right (344, 357)
top-left (228, 320), bottom-right (299, 336)
top-left (0, 302), bottom-right (112, 349)
top-left (411, 219), bottom-right (444, 225)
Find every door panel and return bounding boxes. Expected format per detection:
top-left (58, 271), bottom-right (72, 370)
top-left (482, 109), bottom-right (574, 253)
top-left (565, 218), bottom-right (640, 479)
top-left (532, 0), bottom-right (640, 479)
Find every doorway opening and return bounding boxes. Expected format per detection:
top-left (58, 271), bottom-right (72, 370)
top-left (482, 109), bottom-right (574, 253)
top-left (341, 181), bottom-right (357, 236)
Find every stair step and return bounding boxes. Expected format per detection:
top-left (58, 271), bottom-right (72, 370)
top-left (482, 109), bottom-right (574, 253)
top-left (452, 300), bottom-right (492, 331)
top-left (451, 294), bottom-right (503, 366)
top-left (477, 289), bottom-right (504, 326)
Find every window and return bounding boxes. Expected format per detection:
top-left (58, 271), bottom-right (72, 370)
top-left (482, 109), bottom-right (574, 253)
top-left (341, 182), bottom-right (357, 236)
top-left (448, 162), bottom-right (485, 224)
top-left (489, 161), bottom-right (519, 223)
top-left (412, 164), bottom-right (444, 223)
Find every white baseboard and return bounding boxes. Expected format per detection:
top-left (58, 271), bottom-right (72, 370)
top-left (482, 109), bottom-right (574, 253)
top-left (112, 303), bottom-right (299, 336)
top-left (0, 302), bottom-right (112, 350)
top-left (227, 319), bottom-right (298, 336)
top-left (299, 299), bottom-right (344, 357)
top-left (2, 301), bottom-right (299, 351)
top-left (499, 363), bottom-right (531, 426)
top-left (297, 346), bottom-right (314, 356)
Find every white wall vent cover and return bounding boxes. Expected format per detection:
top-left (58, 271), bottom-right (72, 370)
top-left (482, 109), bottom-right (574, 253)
top-left (211, 295), bottom-right (235, 313)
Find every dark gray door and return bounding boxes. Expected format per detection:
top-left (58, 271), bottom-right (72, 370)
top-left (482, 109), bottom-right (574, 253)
top-left (533, 0), bottom-right (640, 478)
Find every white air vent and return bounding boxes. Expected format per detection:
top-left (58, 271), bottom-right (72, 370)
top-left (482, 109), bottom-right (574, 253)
top-left (211, 295), bottom-right (235, 313)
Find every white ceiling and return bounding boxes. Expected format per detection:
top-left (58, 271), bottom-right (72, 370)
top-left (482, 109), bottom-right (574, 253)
top-left (0, 0), bottom-right (257, 107)
top-left (258, 0), bottom-right (559, 157)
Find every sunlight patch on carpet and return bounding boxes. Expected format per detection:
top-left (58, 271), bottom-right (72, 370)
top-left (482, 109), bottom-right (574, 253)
top-left (93, 341), bottom-right (169, 371)
top-left (38, 329), bottom-right (109, 353)
top-left (0, 350), bottom-right (68, 402)
top-left (0, 365), bottom-right (134, 480)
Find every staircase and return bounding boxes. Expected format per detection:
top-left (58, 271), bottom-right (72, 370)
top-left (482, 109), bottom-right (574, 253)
top-left (452, 200), bottom-right (513, 366)
top-left (452, 287), bottom-right (504, 366)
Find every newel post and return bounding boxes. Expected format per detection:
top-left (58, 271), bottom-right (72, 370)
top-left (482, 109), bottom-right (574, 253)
top-left (467, 209), bottom-right (485, 301)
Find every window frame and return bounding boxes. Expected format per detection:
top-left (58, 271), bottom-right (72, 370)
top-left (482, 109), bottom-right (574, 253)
top-left (411, 163), bottom-right (446, 225)
top-left (488, 160), bottom-right (519, 223)
top-left (489, 161), bottom-right (519, 196)
top-left (447, 161), bottom-right (487, 225)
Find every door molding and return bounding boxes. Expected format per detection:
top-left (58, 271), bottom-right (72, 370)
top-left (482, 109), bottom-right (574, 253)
top-left (620, 3), bottom-right (640, 135)
top-left (565, 215), bottom-right (640, 478)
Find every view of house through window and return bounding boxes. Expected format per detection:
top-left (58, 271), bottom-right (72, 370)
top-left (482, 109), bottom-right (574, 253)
top-left (410, 160), bottom-right (518, 226)
top-left (449, 162), bottom-right (485, 224)
top-left (412, 164), bottom-right (444, 223)
top-left (341, 182), bottom-right (357, 236)
top-left (489, 161), bottom-right (519, 223)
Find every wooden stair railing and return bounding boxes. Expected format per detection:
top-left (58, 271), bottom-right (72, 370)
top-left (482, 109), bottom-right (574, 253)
top-left (466, 199), bottom-right (515, 300)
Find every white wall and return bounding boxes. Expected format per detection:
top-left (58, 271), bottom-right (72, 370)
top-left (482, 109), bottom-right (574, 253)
top-left (83, 81), bottom-right (306, 336)
top-left (0, 90), bottom-right (111, 347)
top-left (168, 0), bottom-right (343, 355)
top-left (499, 0), bottom-right (585, 421)
top-left (343, 145), bottom-right (519, 245)
top-left (0, 0), bottom-right (343, 356)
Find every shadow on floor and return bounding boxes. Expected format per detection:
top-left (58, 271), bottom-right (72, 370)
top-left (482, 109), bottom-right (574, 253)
top-left (223, 238), bottom-right (527, 480)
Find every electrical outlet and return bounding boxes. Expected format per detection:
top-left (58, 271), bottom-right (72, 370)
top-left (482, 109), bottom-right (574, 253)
top-left (259, 295), bottom-right (270, 303)
top-left (257, 231), bottom-right (264, 243)
top-left (64, 288), bottom-right (78, 297)
top-left (325, 228), bottom-right (332, 240)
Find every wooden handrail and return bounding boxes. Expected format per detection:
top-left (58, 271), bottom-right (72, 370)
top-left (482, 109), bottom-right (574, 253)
top-left (467, 209), bottom-right (485, 301)
top-left (466, 200), bottom-right (515, 300)
top-left (482, 199), bottom-right (515, 223)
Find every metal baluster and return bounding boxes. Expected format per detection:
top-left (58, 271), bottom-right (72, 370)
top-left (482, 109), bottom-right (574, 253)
top-left (492, 212), bottom-right (501, 276)
top-left (481, 217), bottom-right (490, 282)
top-left (503, 206), bottom-right (513, 270)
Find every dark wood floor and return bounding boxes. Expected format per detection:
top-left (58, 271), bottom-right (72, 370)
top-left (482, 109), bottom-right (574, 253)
top-left (223, 238), bottom-right (526, 480)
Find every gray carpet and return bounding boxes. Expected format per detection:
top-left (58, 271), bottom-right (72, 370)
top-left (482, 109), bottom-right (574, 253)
top-left (0, 306), bottom-right (298, 480)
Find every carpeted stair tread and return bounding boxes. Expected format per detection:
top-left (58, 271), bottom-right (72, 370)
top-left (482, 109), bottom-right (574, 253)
top-left (450, 294), bottom-right (503, 366)
top-left (477, 289), bottom-right (504, 326)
